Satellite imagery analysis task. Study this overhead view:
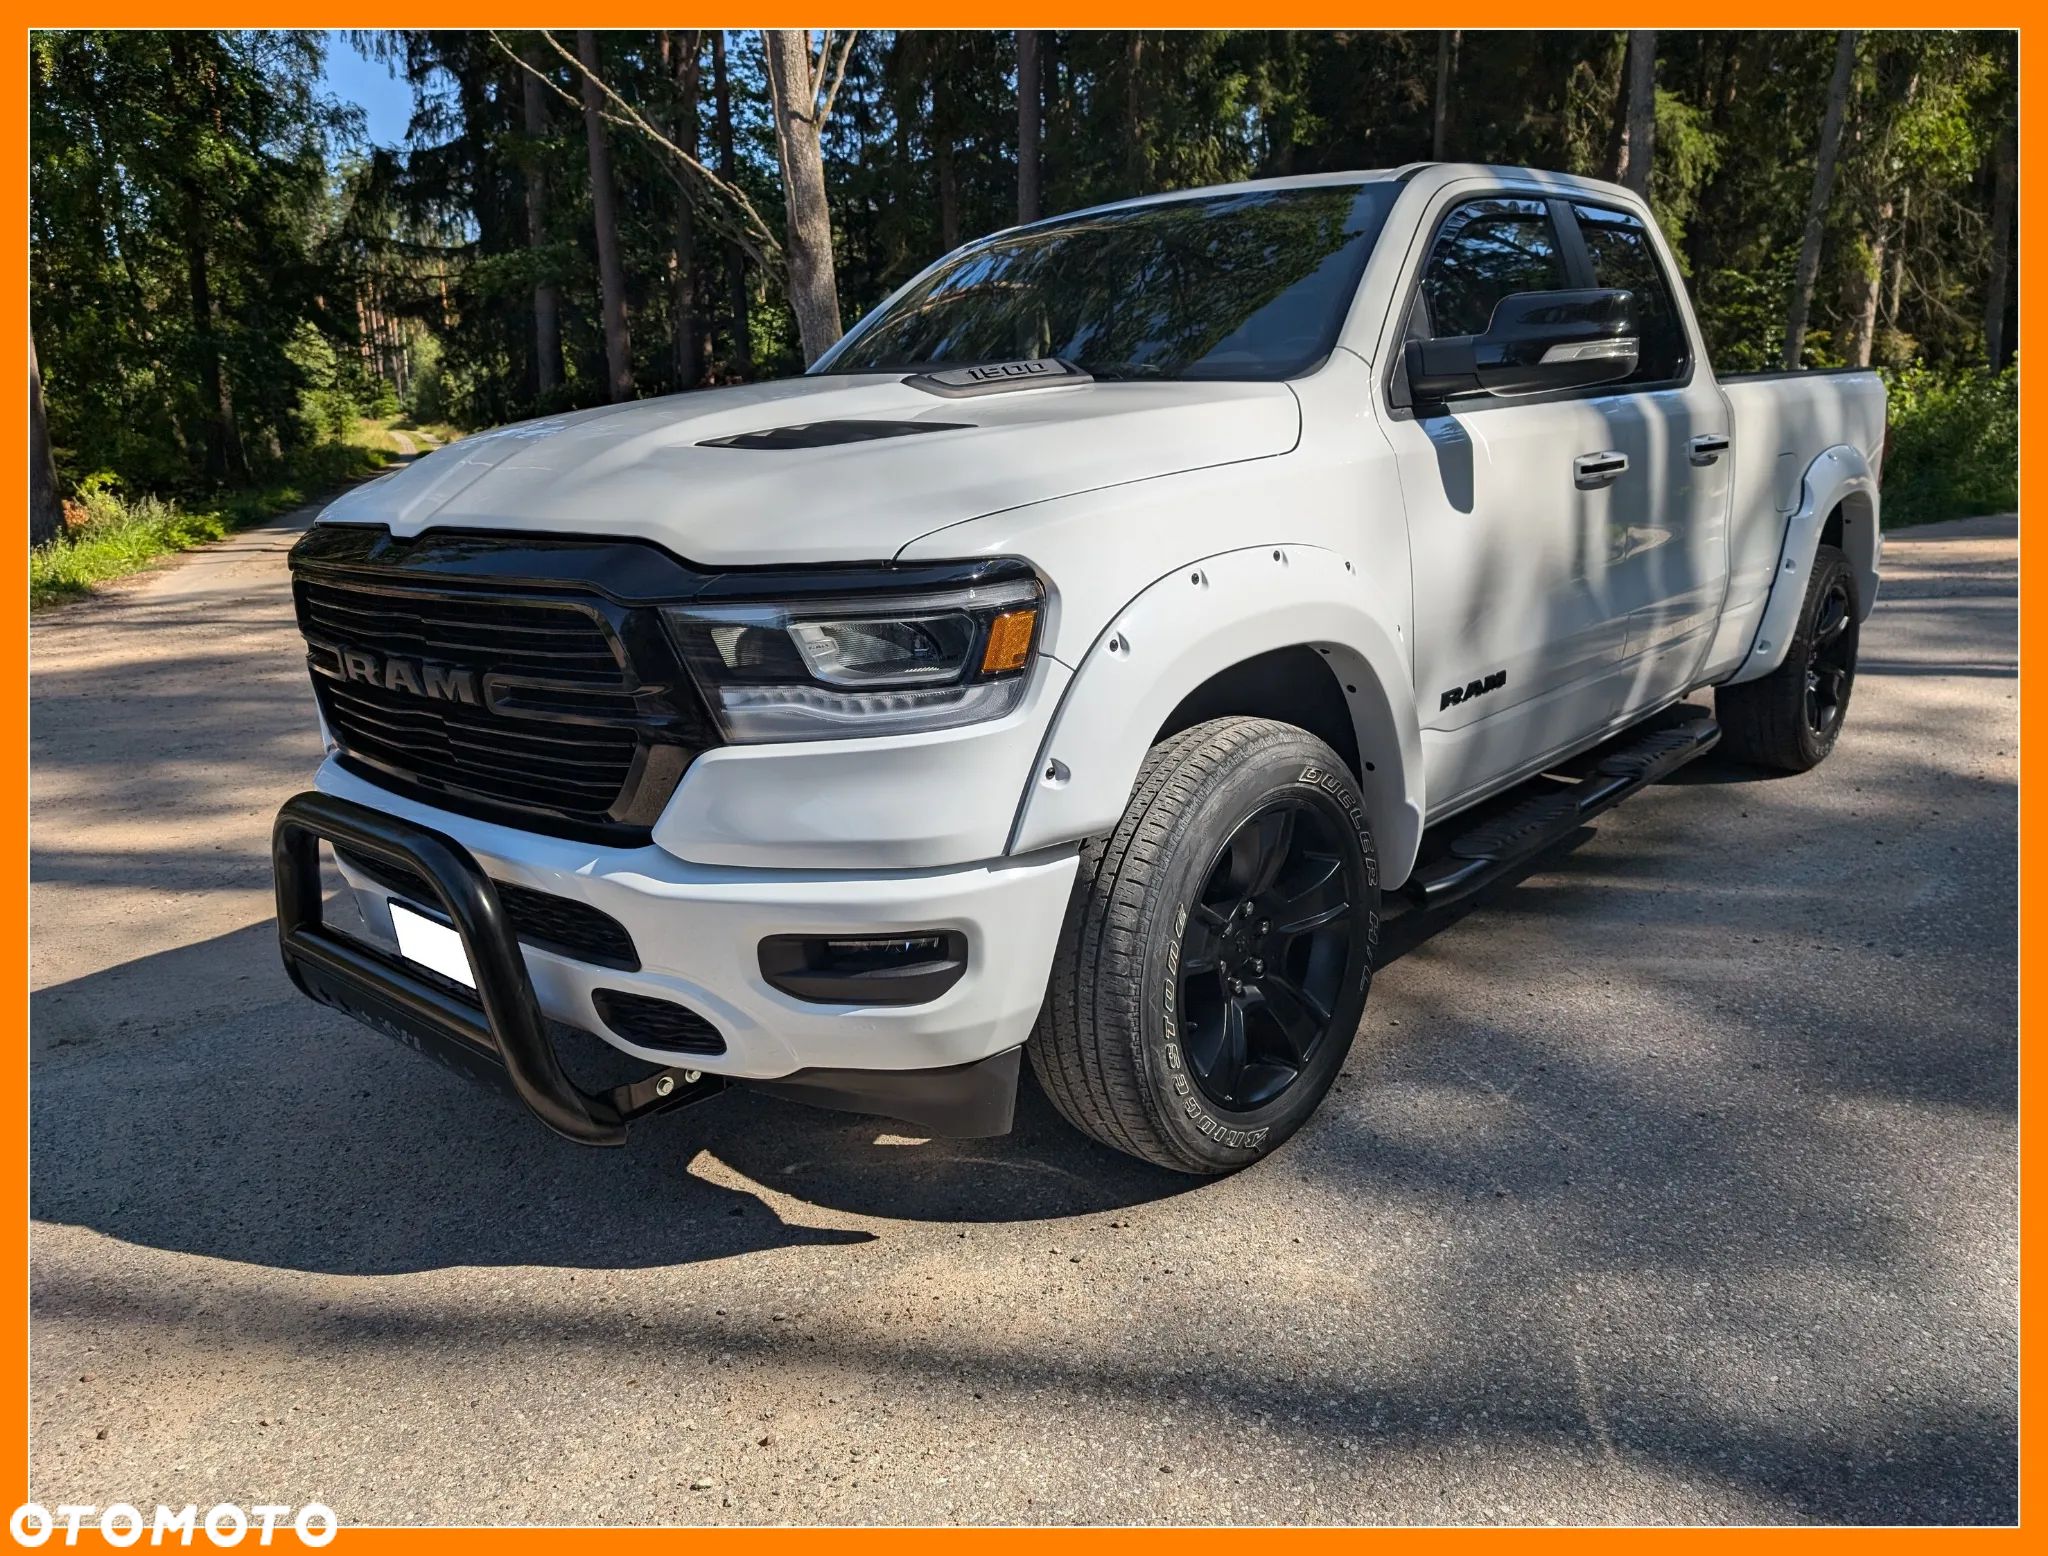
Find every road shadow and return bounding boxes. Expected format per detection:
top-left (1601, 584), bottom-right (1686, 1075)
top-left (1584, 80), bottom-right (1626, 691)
top-left (28, 761), bottom-right (2018, 1520)
top-left (29, 852), bottom-right (2019, 1520)
top-left (30, 918), bottom-right (1201, 1278)
top-left (35, 705), bottom-right (2012, 1276)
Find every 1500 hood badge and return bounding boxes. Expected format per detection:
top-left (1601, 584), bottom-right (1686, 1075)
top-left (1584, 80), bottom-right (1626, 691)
top-left (905, 357), bottom-right (1092, 398)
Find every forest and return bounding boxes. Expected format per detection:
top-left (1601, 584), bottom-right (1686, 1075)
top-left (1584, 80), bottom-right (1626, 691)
top-left (27, 28), bottom-right (2020, 594)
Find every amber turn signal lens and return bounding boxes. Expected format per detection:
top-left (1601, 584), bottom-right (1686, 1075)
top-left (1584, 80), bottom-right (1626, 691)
top-left (979, 607), bottom-right (1038, 674)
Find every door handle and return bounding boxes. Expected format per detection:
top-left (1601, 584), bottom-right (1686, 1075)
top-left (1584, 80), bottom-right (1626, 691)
top-left (1690, 433), bottom-right (1731, 465)
top-left (1573, 450), bottom-right (1628, 488)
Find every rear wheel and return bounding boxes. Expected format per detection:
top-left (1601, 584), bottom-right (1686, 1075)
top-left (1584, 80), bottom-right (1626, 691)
top-left (1717, 542), bottom-right (1861, 772)
top-left (1030, 717), bottom-right (1379, 1175)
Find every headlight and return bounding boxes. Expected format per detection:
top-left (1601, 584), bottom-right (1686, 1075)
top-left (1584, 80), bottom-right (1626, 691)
top-left (663, 576), bottom-right (1043, 741)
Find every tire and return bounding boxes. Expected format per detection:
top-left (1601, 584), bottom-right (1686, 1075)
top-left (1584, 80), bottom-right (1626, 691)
top-left (1030, 717), bottom-right (1380, 1175)
top-left (1716, 542), bottom-right (1862, 773)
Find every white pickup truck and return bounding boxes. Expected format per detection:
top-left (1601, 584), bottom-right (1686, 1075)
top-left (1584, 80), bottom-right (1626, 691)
top-left (273, 163), bottom-right (1885, 1174)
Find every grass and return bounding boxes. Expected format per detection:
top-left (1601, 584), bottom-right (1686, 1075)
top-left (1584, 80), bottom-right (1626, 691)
top-left (30, 440), bottom-right (390, 611)
top-left (399, 414), bottom-right (464, 447)
top-left (350, 415), bottom-right (413, 455)
top-left (353, 413), bottom-right (465, 454)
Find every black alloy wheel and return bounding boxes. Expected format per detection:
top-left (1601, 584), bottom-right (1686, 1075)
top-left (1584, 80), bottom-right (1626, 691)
top-left (1177, 799), bottom-right (1357, 1111)
top-left (1715, 540), bottom-right (1861, 773)
top-left (1030, 717), bottom-right (1379, 1174)
top-left (1805, 571), bottom-right (1858, 739)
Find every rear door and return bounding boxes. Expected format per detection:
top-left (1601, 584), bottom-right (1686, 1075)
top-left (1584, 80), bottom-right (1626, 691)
top-left (1380, 194), bottom-right (1634, 813)
top-left (1564, 201), bottom-right (1732, 715)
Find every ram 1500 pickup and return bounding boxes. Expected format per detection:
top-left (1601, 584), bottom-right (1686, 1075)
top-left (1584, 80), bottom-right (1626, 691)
top-left (273, 163), bottom-right (1885, 1174)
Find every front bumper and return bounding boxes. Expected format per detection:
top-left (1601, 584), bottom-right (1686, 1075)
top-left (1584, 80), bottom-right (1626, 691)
top-left (274, 791), bottom-right (717, 1145)
top-left (278, 760), bottom-right (1079, 1141)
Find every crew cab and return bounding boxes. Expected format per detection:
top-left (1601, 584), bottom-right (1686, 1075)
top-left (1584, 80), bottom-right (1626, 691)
top-left (272, 164), bottom-right (1884, 1174)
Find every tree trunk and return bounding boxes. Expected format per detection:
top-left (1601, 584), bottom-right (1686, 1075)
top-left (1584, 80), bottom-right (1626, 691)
top-left (1985, 119), bottom-right (2016, 370)
top-left (1016, 30), bottom-right (1041, 224)
top-left (182, 182), bottom-right (245, 484)
top-left (1432, 30), bottom-right (1458, 160)
top-left (1601, 36), bottom-right (1629, 182)
top-left (1616, 30), bottom-right (1657, 197)
top-left (520, 56), bottom-right (563, 397)
top-left (761, 28), bottom-right (843, 366)
top-left (1784, 29), bottom-right (1860, 370)
top-left (1711, 32), bottom-right (1740, 133)
top-left (1125, 33), bottom-right (1149, 188)
top-left (1847, 212), bottom-right (1887, 367)
top-left (713, 32), bottom-right (752, 379)
top-left (935, 133), bottom-right (961, 252)
top-left (30, 335), bottom-right (62, 548)
top-left (1883, 184), bottom-right (1911, 332)
top-left (577, 30), bottom-right (634, 401)
top-left (1849, 65), bottom-right (1918, 370)
top-left (664, 30), bottom-right (704, 391)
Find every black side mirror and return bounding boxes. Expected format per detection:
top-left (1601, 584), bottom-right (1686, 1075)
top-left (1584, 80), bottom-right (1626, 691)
top-left (1405, 288), bottom-right (1638, 405)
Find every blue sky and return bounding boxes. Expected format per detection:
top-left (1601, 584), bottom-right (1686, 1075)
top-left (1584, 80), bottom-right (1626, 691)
top-left (320, 31), bottom-right (414, 149)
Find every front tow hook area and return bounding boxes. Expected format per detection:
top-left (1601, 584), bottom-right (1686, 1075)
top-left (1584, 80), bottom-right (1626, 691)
top-left (272, 790), bottom-right (723, 1146)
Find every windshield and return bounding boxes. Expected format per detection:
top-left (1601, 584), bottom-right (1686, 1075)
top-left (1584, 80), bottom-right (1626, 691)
top-left (819, 183), bottom-right (1400, 382)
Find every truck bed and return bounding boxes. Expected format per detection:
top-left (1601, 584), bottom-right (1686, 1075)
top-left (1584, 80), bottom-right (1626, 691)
top-left (1709, 366), bottom-right (1886, 677)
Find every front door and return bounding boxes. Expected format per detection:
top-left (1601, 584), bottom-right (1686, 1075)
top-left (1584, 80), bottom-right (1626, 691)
top-left (1380, 191), bottom-right (1729, 816)
top-left (1383, 195), bottom-right (1631, 813)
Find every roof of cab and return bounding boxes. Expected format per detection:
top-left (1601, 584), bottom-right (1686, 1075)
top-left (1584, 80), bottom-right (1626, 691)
top-left (1015, 165), bottom-right (1428, 232)
top-left (994, 162), bottom-right (1643, 241)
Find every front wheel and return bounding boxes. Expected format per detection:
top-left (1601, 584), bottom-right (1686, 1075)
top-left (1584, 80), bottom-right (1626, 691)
top-left (1030, 717), bottom-right (1379, 1175)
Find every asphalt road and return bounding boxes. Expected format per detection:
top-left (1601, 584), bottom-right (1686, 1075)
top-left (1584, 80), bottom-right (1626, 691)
top-left (29, 507), bottom-right (2017, 1526)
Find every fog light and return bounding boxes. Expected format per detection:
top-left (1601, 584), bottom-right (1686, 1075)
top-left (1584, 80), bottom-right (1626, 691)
top-left (759, 932), bottom-right (969, 1006)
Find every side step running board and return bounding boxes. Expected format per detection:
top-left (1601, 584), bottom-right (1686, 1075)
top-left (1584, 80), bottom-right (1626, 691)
top-left (1405, 715), bottom-right (1721, 910)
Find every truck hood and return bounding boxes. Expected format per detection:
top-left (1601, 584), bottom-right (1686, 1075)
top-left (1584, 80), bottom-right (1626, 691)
top-left (317, 373), bottom-right (1300, 567)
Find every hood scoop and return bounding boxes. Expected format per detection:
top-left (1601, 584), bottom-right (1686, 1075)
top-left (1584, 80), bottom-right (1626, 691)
top-left (906, 358), bottom-right (1093, 398)
top-left (698, 418), bottom-right (972, 451)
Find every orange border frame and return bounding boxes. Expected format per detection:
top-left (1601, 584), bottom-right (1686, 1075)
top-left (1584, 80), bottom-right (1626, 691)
top-left (10, 8), bottom-right (2033, 1543)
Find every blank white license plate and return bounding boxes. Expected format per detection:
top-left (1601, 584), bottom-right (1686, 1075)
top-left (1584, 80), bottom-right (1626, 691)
top-left (390, 899), bottom-right (475, 990)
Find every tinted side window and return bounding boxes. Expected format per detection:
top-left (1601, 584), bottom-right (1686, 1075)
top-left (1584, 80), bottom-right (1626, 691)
top-left (1572, 203), bottom-right (1689, 384)
top-left (1416, 198), bottom-right (1568, 339)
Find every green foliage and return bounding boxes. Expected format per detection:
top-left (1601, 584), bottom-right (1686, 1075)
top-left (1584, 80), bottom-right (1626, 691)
top-left (288, 322), bottom-right (359, 445)
top-left (29, 25), bottom-right (2020, 564)
top-left (403, 332), bottom-right (451, 423)
top-left (1692, 247), bottom-right (1800, 371)
top-left (1645, 88), bottom-right (1721, 269)
top-left (1879, 363), bottom-right (2018, 526)
top-left (30, 30), bottom-right (365, 495)
top-left (31, 485), bottom-right (236, 608)
top-left (30, 442), bottom-right (389, 609)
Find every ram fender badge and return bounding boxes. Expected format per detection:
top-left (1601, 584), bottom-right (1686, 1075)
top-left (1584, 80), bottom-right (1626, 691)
top-left (1440, 668), bottom-right (1508, 710)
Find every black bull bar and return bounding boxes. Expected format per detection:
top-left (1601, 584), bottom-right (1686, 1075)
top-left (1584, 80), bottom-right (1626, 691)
top-left (272, 790), bottom-right (722, 1145)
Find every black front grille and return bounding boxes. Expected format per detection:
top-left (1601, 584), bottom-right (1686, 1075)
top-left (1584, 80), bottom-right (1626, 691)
top-left (336, 845), bottom-right (640, 971)
top-left (592, 989), bottom-right (727, 1055)
top-left (290, 526), bottom-right (718, 843)
top-left (297, 577), bottom-right (625, 675)
top-left (318, 678), bottom-right (641, 821)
